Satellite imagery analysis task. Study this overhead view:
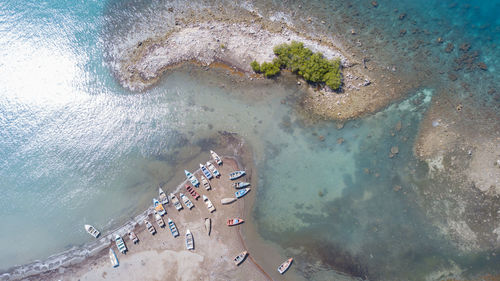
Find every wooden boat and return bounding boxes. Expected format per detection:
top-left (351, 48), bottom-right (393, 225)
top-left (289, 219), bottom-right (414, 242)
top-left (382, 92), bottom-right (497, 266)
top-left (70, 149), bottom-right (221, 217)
top-left (206, 161), bottom-right (220, 177)
top-left (201, 176), bottom-right (211, 190)
top-left (233, 251), bottom-right (248, 266)
top-left (159, 187), bottom-right (169, 205)
top-left (205, 218), bottom-right (211, 236)
top-left (185, 184), bottom-right (200, 200)
top-left (185, 229), bottom-right (194, 250)
top-left (155, 213), bottom-right (165, 228)
top-left (229, 170), bottom-right (246, 180)
top-left (84, 224), bottom-right (100, 238)
top-left (184, 170), bottom-right (200, 187)
top-left (109, 248), bottom-right (119, 268)
top-left (203, 195), bottom-right (216, 213)
top-left (153, 198), bottom-right (166, 216)
top-left (210, 150), bottom-right (223, 165)
top-left (221, 197), bottom-right (237, 205)
top-left (233, 182), bottom-right (250, 189)
top-left (235, 188), bottom-right (251, 199)
top-left (170, 193), bottom-right (183, 211)
top-left (227, 218), bottom-right (244, 226)
top-left (180, 193), bottom-right (194, 209)
top-left (115, 235), bottom-right (127, 254)
top-left (128, 231), bottom-right (139, 244)
top-left (200, 163), bottom-right (213, 180)
top-left (167, 218), bottom-right (179, 237)
top-left (277, 258), bottom-right (293, 274)
top-left (145, 220), bottom-right (156, 235)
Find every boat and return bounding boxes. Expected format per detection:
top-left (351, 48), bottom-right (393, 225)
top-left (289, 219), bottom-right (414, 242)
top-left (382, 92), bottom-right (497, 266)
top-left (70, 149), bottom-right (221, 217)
top-left (206, 161), bottom-right (220, 177)
top-left (200, 163), bottom-right (213, 180)
top-left (205, 218), bottom-right (211, 236)
top-left (184, 170), bottom-right (200, 187)
top-left (203, 195), bottom-right (216, 212)
top-left (128, 231), bottom-right (139, 244)
top-left (159, 187), bottom-right (169, 205)
top-left (155, 212), bottom-right (165, 228)
top-left (115, 235), bottom-right (127, 254)
top-left (167, 218), bottom-right (179, 237)
top-left (233, 251), bottom-right (248, 266)
top-left (210, 150), bottom-right (223, 165)
top-left (153, 198), bottom-right (166, 216)
top-left (84, 224), bottom-right (100, 238)
top-left (180, 193), bottom-right (194, 209)
top-left (278, 258), bottom-right (293, 274)
top-left (233, 182), bottom-right (250, 189)
top-left (185, 229), bottom-right (194, 250)
top-left (235, 188), bottom-right (251, 199)
top-left (145, 220), bottom-right (156, 235)
top-left (229, 170), bottom-right (246, 180)
top-left (201, 176), bottom-right (211, 190)
top-left (185, 184), bottom-right (200, 200)
top-left (221, 197), bottom-right (237, 205)
top-left (109, 248), bottom-right (119, 268)
top-left (170, 193), bottom-right (183, 211)
top-left (227, 218), bottom-right (245, 226)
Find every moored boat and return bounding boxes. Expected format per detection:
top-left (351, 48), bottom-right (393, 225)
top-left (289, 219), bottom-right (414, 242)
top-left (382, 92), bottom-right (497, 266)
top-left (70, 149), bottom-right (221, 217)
top-left (277, 258), bottom-right (293, 274)
top-left (206, 161), bottom-right (220, 177)
top-left (200, 163), bottom-right (213, 180)
top-left (233, 182), bottom-right (250, 189)
top-left (170, 193), bottom-right (183, 211)
top-left (221, 197), bottom-right (237, 205)
top-left (167, 218), bottom-right (179, 237)
top-left (109, 248), bottom-right (119, 268)
top-left (227, 218), bottom-right (245, 226)
top-left (205, 218), bottom-right (211, 236)
top-left (201, 176), bottom-right (211, 190)
top-left (203, 195), bottom-right (216, 212)
top-left (184, 170), bottom-right (200, 187)
top-left (155, 212), bottom-right (165, 228)
top-left (235, 188), bottom-right (251, 199)
top-left (229, 170), bottom-right (245, 180)
top-left (180, 193), bottom-right (194, 209)
top-left (185, 184), bottom-right (200, 200)
top-left (185, 229), bottom-right (194, 250)
top-left (115, 235), bottom-right (127, 254)
top-left (159, 187), bottom-right (169, 205)
top-left (233, 251), bottom-right (248, 266)
top-left (84, 224), bottom-right (100, 238)
top-left (153, 198), bottom-right (166, 216)
top-left (145, 220), bottom-right (156, 235)
top-left (128, 231), bottom-right (139, 244)
top-left (210, 150), bottom-right (223, 165)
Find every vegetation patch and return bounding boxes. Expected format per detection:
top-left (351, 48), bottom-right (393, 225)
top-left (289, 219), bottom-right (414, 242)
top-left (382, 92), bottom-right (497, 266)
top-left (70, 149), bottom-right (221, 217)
top-left (250, 41), bottom-right (342, 90)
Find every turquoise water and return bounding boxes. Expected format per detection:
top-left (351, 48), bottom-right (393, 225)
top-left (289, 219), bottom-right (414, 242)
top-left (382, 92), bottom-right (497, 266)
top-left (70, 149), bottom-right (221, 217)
top-left (0, 0), bottom-right (499, 280)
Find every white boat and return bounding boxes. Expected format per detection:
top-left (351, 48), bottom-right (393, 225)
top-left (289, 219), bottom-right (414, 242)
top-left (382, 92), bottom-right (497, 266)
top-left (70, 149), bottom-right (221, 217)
top-left (185, 229), bottom-right (194, 250)
top-left (128, 231), bottom-right (139, 244)
top-left (184, 170), bottom-right (200, 187)
top-left (109, 248), bottom-right (119, 268)
top-left (206, 161), bottom-right (220, 177)
top-left (278, 258), bottom-right (293, 274)
top-left (115, 235), bottom-right (127, 254)
top-left (170, 193), bottom-right (183, 211)
top-left (229, 170), bottom-right (246, 180)
top-left (180, 193), bottom-right (194, 209)
top-left (205, 218), bottom-right (211, 236)
top-left (84, 224), bottom-right (100, 238)
top-left (201, 176), bottom-right (211, 190)
top-left (159, 187), bottom-right (169, 205)
top-left (145, 220), bottom-right (156, 235)
top-left (234, 251), bottom-right (248, 266)
top-left (203, 195), bottom-right (216, 212)
top-left (210, 150), bottom-right (223, 165)
top-left (155, 212), bottom-right (165, 228)
top-left (221, 197), bottom-right (237, 205)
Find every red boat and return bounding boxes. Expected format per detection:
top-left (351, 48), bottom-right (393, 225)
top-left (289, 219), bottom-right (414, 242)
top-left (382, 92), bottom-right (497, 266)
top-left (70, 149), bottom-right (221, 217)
top-left (185, 185), bottom-right (200, 200)
top-left (227, 218), bottom-right (244, 226)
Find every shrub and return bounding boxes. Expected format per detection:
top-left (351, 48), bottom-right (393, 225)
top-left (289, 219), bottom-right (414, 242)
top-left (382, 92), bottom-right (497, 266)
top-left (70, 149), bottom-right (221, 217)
top-left (260, 61), bottom-right (281, 78)
top-left (250, 60), bottom-right (261, 73)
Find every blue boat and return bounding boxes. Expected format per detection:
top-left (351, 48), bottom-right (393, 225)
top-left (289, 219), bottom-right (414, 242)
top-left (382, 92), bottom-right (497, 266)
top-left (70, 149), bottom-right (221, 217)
top-left (168, 218), bottom-right (179, 237)
top-left (109, 248), bottom-right (119, 268)
top-left (206, 161), bottom-right (220, 177)
top-left (229, 170), bottom-right (246, 180)
top-left (199, 163), bottom-right (213, 180)
top-left (235, 188), bottom-right (250, 198)
top-left (184, 170), bottom-right (200, 187)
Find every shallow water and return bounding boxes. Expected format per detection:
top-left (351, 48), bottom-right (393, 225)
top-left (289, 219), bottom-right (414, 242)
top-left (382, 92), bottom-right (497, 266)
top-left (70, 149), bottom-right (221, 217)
top-left (0, 0), bottom-right (499, 280)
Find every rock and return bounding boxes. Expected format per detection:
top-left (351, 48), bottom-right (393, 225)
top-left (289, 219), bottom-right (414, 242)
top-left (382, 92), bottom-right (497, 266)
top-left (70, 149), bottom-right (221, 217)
top-left (337, 137), bottom-right (344, 144)
top-left (371, 1), bottom-right (379, 7)
top-left (167, 7), bottom-right (174, 13)
top-left (391, 146), bottom-right (399, 154)
top-left (437, 37), bottom-right (444, 43)
top-left (336, 122), bottom-right (344, 130)
top-left (398, 13), bottom-right (406, 20)
top-left (445, 43), bottom-right (454, 53)
top-left (456, 104), bottom-right (463, 111)
top-left (459, 43), bottom-right (471, 52)
top-left (448, 73), bottom-right (458, 81)
top-left (364, 168), bottom-right (370, 174)
top-left (351, 29), bottom-right (356, 35)
top-left (399, 29), bottom-right (407, 36)
top-left (478, 62), bottom-right (488, 70)
top-left (395, 121), bottom-right (402, 132)
top-left (297, 81), bottom-right (301, 85)
top-left (318, 135), bottom-right (325, 142)
top-left (393, 185), bottom-right (402, 192)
